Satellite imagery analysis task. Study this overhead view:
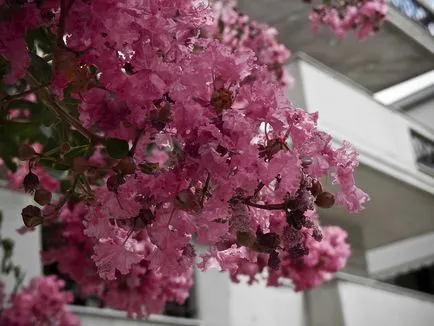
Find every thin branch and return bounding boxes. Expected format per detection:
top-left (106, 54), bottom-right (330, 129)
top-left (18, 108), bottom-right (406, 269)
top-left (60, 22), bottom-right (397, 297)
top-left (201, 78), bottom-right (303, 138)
top-left (1, 84), bottom-right (50, 102)
top-left (129, 128), bottom-right (145, 156)
top-left (26, 73), bottom-right (103, 143)
top-left (253, 182), bottom-right (265, 197)
top-left (243, 200), bottom-right (287, 211)
top-left (200, 173), bottom-right (210, 208)
top-left (57, 0), bottom-right (76, 47)
top-left (0, 119), bottom-right (41, 125)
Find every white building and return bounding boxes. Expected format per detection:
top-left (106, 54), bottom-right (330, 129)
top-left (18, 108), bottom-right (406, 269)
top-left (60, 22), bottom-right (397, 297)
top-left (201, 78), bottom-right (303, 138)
top-left (2, 1), bottom-right (434, 325)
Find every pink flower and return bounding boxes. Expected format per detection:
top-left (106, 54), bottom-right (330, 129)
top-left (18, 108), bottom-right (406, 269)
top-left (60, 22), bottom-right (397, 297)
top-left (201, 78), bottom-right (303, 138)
top-left (92, 240), bottom-right (144, 280)
top-left (199, 245), bottom-right (250, 275)
top-left (307, 0), bottom-right (387, 39)
top-left (0, 276), bottom-right (79, 326)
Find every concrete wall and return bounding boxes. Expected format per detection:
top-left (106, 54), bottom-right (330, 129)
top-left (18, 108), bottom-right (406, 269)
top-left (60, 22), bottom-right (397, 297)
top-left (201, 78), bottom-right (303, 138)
top-left (0, 188), bottom-right (41, 293)
top-left (287, 58), bottom-right (434, 196)
top-left (196, 266), bottom-right (306, 326)
top-left (339, 281), bottom-right (434, 326)
top-left (406, 96), bottom-right (434, 132)
top-left (70, 306), bottom-right (201, 326)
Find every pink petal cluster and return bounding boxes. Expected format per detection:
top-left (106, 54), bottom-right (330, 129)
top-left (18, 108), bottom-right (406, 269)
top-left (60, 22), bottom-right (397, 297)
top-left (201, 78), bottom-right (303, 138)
top-left (42, 202), bottom-right (193, 318)
top-left (6, 144), bottom-right (60, 193)
top-left (0, 0), bottom-right (370, 317)
top-left (0, 276), bottom-right (80, 326)
top-left (0, 2), bottom-right (41, 84)
top-left (210, 0), bottom-right (292, 86)
top-left (308, 0), bottom-right (388, 39)
top-left (199, 215), bottom-right (351, 291)
top-left (269, 226), bottom-right (351, 291)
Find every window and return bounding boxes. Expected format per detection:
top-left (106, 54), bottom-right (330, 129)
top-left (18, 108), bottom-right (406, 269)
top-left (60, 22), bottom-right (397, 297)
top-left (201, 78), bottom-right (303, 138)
top-left (410, 130), bottom-right (434, 176)
top-left (386, 264), bottom-right (434, 295)
top-left (392, 0), bottom-right (434, 36)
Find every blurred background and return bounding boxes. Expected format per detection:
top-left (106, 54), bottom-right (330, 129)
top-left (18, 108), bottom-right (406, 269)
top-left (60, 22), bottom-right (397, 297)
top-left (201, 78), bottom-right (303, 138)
top-left (2, 0), bottom-right (434, 325)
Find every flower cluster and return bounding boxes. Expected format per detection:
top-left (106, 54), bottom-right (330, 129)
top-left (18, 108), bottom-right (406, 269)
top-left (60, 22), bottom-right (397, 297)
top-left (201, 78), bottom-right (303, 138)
top-left (0, 276), bottom-right (79, 326)
top-left (198, 199), bottom-right (351, 291)
top-left (42, 201), bottom-right (193, 318)
top-left (210, 0), bottom-right (292, 86)
top-left (306, 0), bottom-right (388, 39)
top-left (0, 0), bottom-right (370, 318)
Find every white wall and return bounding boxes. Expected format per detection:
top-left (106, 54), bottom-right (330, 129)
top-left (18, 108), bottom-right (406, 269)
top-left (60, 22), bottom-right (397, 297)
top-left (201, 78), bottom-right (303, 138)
top-left (338, 282), bottom-right (434, 326)
top-left (0, 188), bottom-right (41, 293)
top-left (230, 280), bottom-right (306, 326)
top-left (196, 266), bottom-right (306, 326)
top-left (406, 96), bottom-right (434, 131)
top-left (71, 306), bottom-right (201, 326)
top-left (288, 59), bottom-right (434, 195)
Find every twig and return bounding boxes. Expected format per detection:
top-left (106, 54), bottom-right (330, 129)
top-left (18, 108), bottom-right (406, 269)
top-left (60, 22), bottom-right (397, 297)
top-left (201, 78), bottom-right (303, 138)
top-left (129, 128), bottom-right (145, 156)
top-left (0, 84), bottom-right (50, 102)
top-left (200, 173), bottom-right (210, 208)
top-left (26, 73), bottom-right (103, 143)
top-left (243, 200), bottom-right (287, 211)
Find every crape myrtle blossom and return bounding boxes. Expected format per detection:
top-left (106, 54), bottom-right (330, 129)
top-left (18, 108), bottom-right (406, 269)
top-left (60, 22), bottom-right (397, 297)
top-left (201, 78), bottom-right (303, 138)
top-left (0, 0), bottom-right (374, 319)
top-left (210, 0), bottom-right (292, 86)
top-left (42, 201), bottom-right (193, 318)
top-left (0, 276), bottom-right (80, 326)
top-left (306, 0), bottom-right (388, 39)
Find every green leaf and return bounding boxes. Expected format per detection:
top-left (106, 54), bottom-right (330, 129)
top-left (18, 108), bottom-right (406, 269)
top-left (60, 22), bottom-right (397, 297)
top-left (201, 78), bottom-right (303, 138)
top-left (52, 162), bottom-right (70, 171)
top-left (105, 138), bottom-right (129, 159)
top-left (2, 156), bottom-right (18, 173)
top-left (146, 142), bottom-right (156, 155)
top-left (63, 145), bottom-right (88, 162)
top-left (1, 238), bottom-right (14, 256)
top-left (6, 99), bottom-right (41, 111)
top-left (70, 130), bottom-right (89, 147)
top-left (60, 180), bottom-right (72, 193)
top-left (26, 26), bottom-right (55, 55)
top-left (29, 53), bottom-right (52, 84)
top-left (0, 133), bottom-right (18, 172)
top-left (139, 162), bottom-right (159, 174)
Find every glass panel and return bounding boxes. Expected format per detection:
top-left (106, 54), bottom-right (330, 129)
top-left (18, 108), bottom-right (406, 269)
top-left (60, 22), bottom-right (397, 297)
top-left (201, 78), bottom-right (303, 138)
top-left (392, 0), bottom-right (434, 36)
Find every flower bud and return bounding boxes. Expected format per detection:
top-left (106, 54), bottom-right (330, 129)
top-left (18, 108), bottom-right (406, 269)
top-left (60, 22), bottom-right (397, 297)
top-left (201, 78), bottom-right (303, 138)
top-left (310, 179), bottom-right (323, 197)
top-left (134, 208), bottom-right (155, 229)
top-left (268, 251), bottom-right (280, 270)
top-left (255, 232), bottom-right (280, 253)
top-left (315, 191), bottom-right (335, 208)
top-left (312, 228), bottom-right (323, 242)
top-left (289, 243), bottom-right (309, 259)
top-left (115, 156), bottom-right (136, 175)
top-left (21, 205), bottom-right (43, 228)
top-left (72, 156), bottom-right (89, 173)
top-left (236, 231), bottom-right (256, 247)
top-left (34, 188), bottom-right (52, 206)
top-left (60, 143), bottom-right (71, 154)
top-left (106, 174), bottom-right (125, 193)
top-left (174, 189), bottom-right (201, 212)
top-left (301, 156), bottom-right (313, 168)
top-left (211, 88), bottom-right (233, 114)
top-left (17, 144), bottom-right (37, 160)
top-left (286, 210), bottom-right (303, 230)
top-left (23, 171), bottom-right (39, 193)
top-left (182, 244), bottom-right (196, 258)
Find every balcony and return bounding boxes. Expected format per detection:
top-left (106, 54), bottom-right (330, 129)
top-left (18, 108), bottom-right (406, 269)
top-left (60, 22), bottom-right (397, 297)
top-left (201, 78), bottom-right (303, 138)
top-left (306, 273), bottom-right (434, 326)
top-left (196, 267), bottom-right (434, 326)
top-left (286, 55), bottom-right (434, 277)
top-left (69, 306), bottom-right (201, 326)
top-left (392, 0), bottom-right (434, 36)
top-left (237, 0), bottom-right (434, 92)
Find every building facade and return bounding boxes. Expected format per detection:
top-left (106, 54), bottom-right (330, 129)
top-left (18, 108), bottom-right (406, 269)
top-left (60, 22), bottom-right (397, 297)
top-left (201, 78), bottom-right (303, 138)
top-left (2, 1), bottom-right (434, 325)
